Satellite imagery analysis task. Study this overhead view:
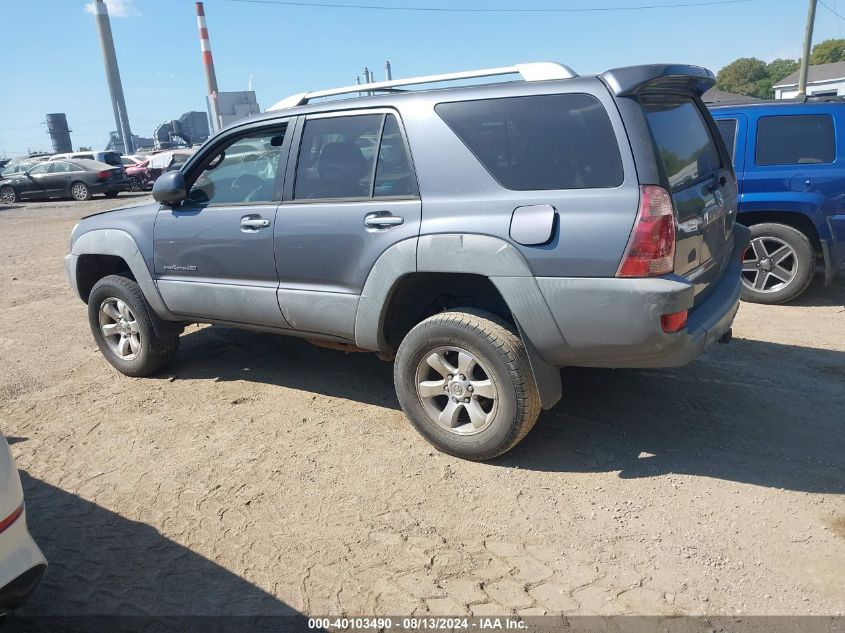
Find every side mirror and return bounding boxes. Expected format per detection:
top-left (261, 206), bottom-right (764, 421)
top-left (152, 170), bottom-right (187, 205)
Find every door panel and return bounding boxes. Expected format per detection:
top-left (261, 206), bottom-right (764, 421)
top-left (154, 123), bottom-right (292, 327)
top-left (274, 110), bottom-right (421, 339)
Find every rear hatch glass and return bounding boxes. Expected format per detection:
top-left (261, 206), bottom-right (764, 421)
top-left (641, 94), bottom-right (736, 288)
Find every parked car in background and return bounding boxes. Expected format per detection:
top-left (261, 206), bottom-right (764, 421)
top-left (124, 159), bottom-right (152, 192)
top-left (48, 150), bottom-right (123, 168)
top-left (65, 62), bottom-right (747, 460)
top-left (0, 159), bottom-right (129, 203)
top-left (1, 161), bottom-right (35, 178)
top-left (0, 433), bottom-right (46, 613)
top-left (710, 100), bottom-right (845, 303)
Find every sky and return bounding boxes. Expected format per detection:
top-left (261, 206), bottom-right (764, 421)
top-left (0, 0), bottom-right (842, 157)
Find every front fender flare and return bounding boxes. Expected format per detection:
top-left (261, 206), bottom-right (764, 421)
top-left (69, 228), bottom-right (177, 322)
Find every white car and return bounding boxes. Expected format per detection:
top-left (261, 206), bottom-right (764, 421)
top-left (0, 434), bottom-right (45, 612)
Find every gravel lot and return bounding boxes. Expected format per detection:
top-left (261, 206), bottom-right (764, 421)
top-left (1, 195), bottom-right (843, 617)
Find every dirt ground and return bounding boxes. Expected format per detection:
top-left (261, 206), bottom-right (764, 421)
top-left (1, 194), bottom-right (843, 617)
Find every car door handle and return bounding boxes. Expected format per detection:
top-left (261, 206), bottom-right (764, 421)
top-left (364, 212), bottom-right (404, 228)
top-left (240, 216), bottom-right (270, 230)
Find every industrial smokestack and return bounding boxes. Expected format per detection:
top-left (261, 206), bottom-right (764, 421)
top-left (46, 114), bottom-right (73, 154)
top-left (385, 60), bottom-right (392, 81)
top-left (92, 0), bottom-right (134, 154)
top-left (196, 2), bottom-right (221, 134)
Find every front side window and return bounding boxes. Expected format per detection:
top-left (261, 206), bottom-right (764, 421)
top-left (186, 126), bottom-right (287, 205)
top-left (755, 114), bottom-right (835, 165)
top-left (715, 119), bottom-right (738, 162)
top-left (436, 94), bottom-right (623, 190)
top-left (28, 163), bottom-right (51, 175)
top-left (641, 94), bottom-right (722, 191)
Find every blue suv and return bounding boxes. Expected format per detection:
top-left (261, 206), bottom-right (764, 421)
top-left (710, 100), bottom-right (845, 303)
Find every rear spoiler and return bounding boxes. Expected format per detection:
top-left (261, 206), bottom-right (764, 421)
top-left (600, 64), bottom-right (715, 97)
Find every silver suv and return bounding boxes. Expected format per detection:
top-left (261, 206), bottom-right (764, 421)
top-left (65, 62), bottom-right (748, 460)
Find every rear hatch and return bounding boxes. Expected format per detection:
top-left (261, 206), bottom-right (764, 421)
top-left (640, 93), bottom-right (737, 301)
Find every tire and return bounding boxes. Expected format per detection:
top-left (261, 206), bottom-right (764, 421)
top-left (128, 177), bottom-right (141, 193)
top-left (70, 181), bottom-right (91, 201)
top-left (741, 223), bottom-right (815, 304)
top-left (88, 275), bottom-right (179, 377)
top-left (0, 185), bottom-right (18, 204)
top-left (394, 309), bottom-right (541, 461)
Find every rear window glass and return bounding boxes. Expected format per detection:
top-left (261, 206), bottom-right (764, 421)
top-left (716, 119), bottom-right (738, 162)
top-left (755, 114), bottom-right (835, 165)
top-left (435, 94), bottom-right (623, 190)
top-left (641, 95), bottom-right (722, 190)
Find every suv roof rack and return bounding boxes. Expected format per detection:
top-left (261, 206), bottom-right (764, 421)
top-left (267, 62), bottom-right (578, 111)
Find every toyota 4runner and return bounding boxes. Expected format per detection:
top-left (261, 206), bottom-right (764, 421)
top-left (66, 62), bottom-right (748, 460)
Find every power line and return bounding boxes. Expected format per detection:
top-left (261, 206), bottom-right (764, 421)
top-left (221, 0), bottom-right (754, 13)
top-left (819, 0), bottom-right (845, 22)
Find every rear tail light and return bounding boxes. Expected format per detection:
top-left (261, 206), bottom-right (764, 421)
top-left (660, 310), bottom-right (688, 333)
top-left (96, 170), bottom-right (111, 180)
top-left (616, 185), bottom-right (676, 277)
top-left (0, 503), bottom-right (23, 534)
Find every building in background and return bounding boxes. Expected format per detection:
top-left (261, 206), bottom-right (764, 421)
top-left (153, 111), bottom-right (210, 149)
top-left (106, 131), bottom-right (154, 153)
top-left (774, 61), bottom-right (845, 99)
top-left (214, 91), bottom-right (261, 130)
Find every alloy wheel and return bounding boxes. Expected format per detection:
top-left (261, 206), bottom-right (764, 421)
top-left (99, 297), bottom-right (141, 360)
top-left (741, 236), bottom-right (797, 294)
top-left (414, 346), bottom-right (499, 435)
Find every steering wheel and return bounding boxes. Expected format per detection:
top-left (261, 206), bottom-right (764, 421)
top-left (231, 173), bottom-right (267, 201)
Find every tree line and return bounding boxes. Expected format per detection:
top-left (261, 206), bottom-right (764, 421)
top-left (716, 38), bottom-right (845, 99)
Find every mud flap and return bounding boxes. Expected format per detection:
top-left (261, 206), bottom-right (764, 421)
top-left (516, 321), bottom-right (562, 410)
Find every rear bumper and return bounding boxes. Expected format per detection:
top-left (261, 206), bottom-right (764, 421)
top-left (0, 507), bottom-right (46, 612)
top-left (90, 178), bottom-right (129, 194)
top-left (537, 224), bottom-right (750, 368)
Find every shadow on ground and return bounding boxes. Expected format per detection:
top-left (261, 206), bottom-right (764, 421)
top-left (163, 324), bottom-right (844, 494)
top-left (790, 275), bottom-right (845, 308)
top-left (13, 470), bottom-right (305, 623)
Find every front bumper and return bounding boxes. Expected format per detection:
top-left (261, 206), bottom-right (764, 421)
top-left (0, 507), bottom-right (46, 612)
top-left (537, 225), bottom-right (750, 369)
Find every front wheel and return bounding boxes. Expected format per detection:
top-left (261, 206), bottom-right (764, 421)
top-left (394, 310), bottom-right (541, 461)
top-left (88, 275), bottom-right (180, 377)
top-left (0, 185), bottom-right (19, 204)
top-left (128, 177), bottom-right (142, 192)
top-left (740, 223), bottom-right (815, 304)
top-left (70, 181), bottom-right (91, 201)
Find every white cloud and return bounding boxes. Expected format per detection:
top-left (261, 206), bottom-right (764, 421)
top-left (84, 0), bottom-right (141, 18)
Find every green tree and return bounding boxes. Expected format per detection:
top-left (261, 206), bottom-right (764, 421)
top-left (766, 58), bottom-right (800, 83)
top-left (810, 39), bottom-right (845, 64)
top-left (716, 57), bottom-right (768, 96)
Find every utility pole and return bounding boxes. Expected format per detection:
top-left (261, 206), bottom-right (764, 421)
top-left (92, 0), bottom-right (134, 153)
top-left (797, 0), bottom-right (818, 99)
top-left (385, 60), bottom-right (392, 81)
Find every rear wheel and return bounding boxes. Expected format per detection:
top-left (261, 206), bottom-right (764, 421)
top-left (88, 275), bottom-right (180, 377)
top-left (0, 185), bottom-right (18, 204)
top-left (70, 181), bottom-right (91, 201)
top-left (394, 309), bottom-right (541, 461)
top-left (740, 223), bottom-right (815, 304)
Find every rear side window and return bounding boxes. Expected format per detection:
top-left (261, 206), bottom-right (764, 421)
top-left (641, 95), bottom-right (722, 191)
top-left (715, 119), bottom-right (738, 161)
top-left (294, 113), bottom-right (416, 200)
top-left (755, 114), bottom-right (835, 165)
top-left (436, 94), bottom-right (623, 190)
